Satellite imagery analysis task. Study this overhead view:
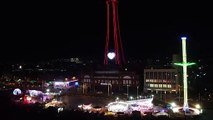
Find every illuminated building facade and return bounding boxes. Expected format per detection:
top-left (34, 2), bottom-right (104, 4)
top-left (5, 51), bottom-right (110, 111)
top-left (81, 70), bottom-right (140, 96)
top-left (144, 68), bottom-right (179, 93)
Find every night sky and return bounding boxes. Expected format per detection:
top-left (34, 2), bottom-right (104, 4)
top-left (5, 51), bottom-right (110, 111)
top-left (1, 0), bottom-right (212, 62)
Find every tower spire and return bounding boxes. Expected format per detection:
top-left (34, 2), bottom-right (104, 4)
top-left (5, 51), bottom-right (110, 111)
top-left (104, 0), bottom-right (125, 65)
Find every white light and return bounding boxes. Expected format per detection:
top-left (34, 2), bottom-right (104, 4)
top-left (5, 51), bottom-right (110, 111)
top-left (116, 97), bottom-right (119, 101)
top-left (107, 52), bottom-right (115, 60)
top-left (181, 37), bottom-right (187, 40)
top-left (172, 107), bottom-right (179, 113)
top-left (46, 89), bottom-right (50, 92)
top-left (170, 102), bottom-right (177, 107)
top-left (13, 88), bottom-right (22, 95)
top-left (58, 107), bottom-right (63, 113)
top-left (19, 65), bottom-right (22, 69)
top-left (26, 96), bottom-right (32, 101)
top-left (195, 104), bottom-right (201, 109)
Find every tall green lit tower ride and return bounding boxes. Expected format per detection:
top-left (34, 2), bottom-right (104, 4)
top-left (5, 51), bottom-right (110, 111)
top-left (174, 37), bottom-right (195, 112)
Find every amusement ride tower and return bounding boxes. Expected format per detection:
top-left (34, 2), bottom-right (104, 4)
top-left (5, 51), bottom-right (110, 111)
top-left (175, 37), bottom-right (195, 112)
top-left (104, 0), bottom-right (125, 65)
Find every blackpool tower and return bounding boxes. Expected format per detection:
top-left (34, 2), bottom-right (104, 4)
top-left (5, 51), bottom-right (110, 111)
top-left (104, 0), bottom-right (125, 65)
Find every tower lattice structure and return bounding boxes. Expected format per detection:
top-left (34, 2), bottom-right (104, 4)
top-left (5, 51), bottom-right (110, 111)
top-left (104, 0), bottom-right (125, 65)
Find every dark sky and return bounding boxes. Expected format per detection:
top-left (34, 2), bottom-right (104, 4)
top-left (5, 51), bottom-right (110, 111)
top-left (1, 0), bottom-right (213, 62)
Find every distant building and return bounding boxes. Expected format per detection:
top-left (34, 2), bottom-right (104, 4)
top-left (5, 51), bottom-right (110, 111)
top-left (80, 69), bottom-right (140, 96)
top-left (144, 67), bottom-right (179, 93)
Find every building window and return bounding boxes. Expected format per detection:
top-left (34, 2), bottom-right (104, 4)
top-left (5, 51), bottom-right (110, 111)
top-left (168, 84), bottom-right (172, 88)
top-left (116, 80), bottom-right (118, 84)
top-left (167, 72), bottom-right (171, 80)
top-left (172, 72), bottom-right (176, 80)
top-left (129, 80), bottom-right (132, 84)
top-left (84, 79), bottom-right (90, 83)
top-left (123, 80), bottom-right (126, 84)
top-left (163, 72), bottom-right (166, 79)
top-left (150, 72), bottom-right (153, 79)
top-left (159, 84), bottom-right (162, 88)
top-left (154, 72), bottom-right (157, 79)
top-left (136, 81), bottom-right (139, 84)
top-left (112, 80), bottom-right (115, 84)
top-left (146, 72), bottom-right (150, 79)
top-left (158, 72), bottom-right (162, 79)
top-left (154, 84), bottom-right (158, 88)
top-left (163, 84), bottom-right (167, 88)
top-left (150, 84), bottom-right (154, 88)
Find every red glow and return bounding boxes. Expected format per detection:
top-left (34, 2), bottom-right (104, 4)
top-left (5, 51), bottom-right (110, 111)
top-left (104, 0), bottom-right (125, 65)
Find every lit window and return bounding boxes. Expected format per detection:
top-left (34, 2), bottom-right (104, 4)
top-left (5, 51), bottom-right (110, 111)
top-left (123, 80), bottom-right (125, 84)
top-left (112, 80), bottom-right (115, 84)
top-left (116, 80), bottom-right (118, 84)
top-left (150, 84), bottom-right (154, 88)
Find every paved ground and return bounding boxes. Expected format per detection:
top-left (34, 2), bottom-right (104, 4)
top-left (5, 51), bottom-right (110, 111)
top-left (60, 94), bottom-right (114, 109)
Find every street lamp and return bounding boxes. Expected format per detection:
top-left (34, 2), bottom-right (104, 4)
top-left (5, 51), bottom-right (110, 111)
top-left (178, 85), bottom-right (181, 102)
top-left (108, 83), bottom-right (112, 96)
top-left (137, 86), bottom-right (139, 99)
top-left (127, 85), bottom-right (129, 98)
top-left (83, 82), bottom-right (85, 94)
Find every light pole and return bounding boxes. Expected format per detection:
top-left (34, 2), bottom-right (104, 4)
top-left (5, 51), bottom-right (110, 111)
top-left (178, 85), bottom-right (181, 102)
top-left (83, 82), bottom-right (85, 94)
top-left (137, 86), bottom-right (139, 99)
top-left (127, 85), bottom-right (129, 98)
top-left (108, 83), bottom-right (111, 96)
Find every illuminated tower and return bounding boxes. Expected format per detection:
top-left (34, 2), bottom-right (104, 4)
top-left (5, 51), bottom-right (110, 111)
top-left (104, 0), bottom-right (125, 65)
top-left (175, 37), bottom-right (195, 112)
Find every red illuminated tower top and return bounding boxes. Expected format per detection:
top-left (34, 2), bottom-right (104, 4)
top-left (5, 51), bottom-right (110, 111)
top-left (104, 0), bottom-right (125, 65)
